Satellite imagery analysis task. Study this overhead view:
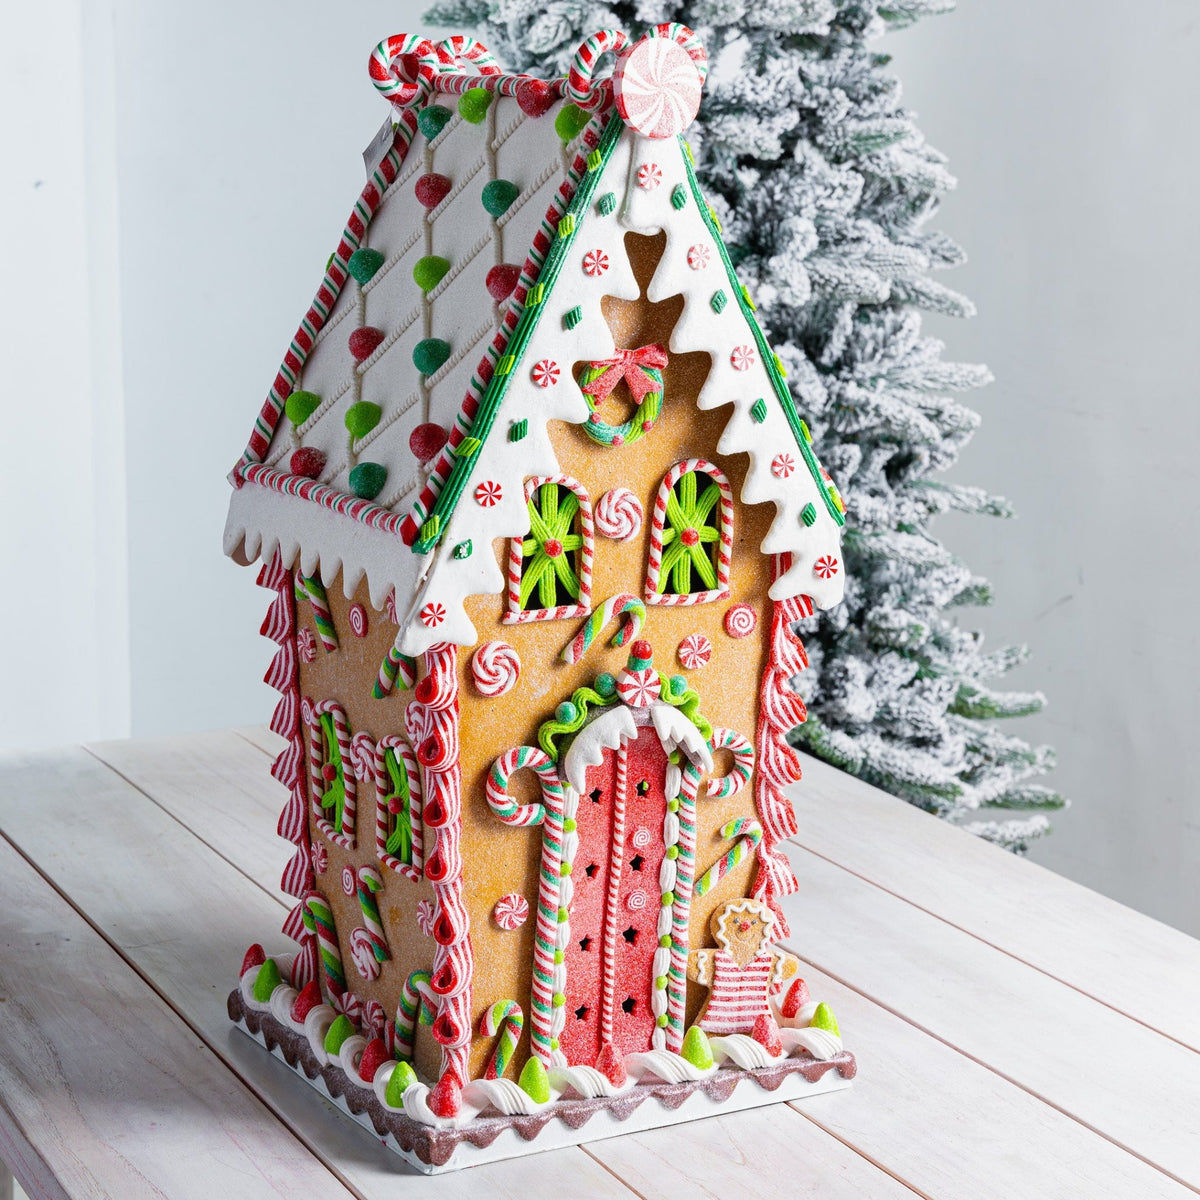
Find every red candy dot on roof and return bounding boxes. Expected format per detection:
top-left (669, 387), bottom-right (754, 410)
top-left (771, 453), bottom-right (795, 479)
top-left (349, 326), bottom-right (385, 362)
top-left (637, 163), bottom-right (663, 189)
top-left (289, 447), bottom-right (326, 478)
top-left (486, 263), bottom-right (521, 302)
top-left (414, 172), bottom-right (452, 210)
top-left (687, 244), bottom-right (710, 270)
top-left (532, 359), bottom-right (560, 387)
top-left (475, 480), bottom-right (502, 506)
top-left (516, 78), bottom-right (555, 118)
top-left (409, 422), bottom-right (449, 464)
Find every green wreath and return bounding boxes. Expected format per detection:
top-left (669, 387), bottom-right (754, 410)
top-left (579, 361), bottom-right (663, 448)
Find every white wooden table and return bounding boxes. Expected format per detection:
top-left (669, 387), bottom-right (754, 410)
top-left (2, 729), bottom-right (1198, 1199)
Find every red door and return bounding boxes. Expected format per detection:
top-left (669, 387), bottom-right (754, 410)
top-left (560, 718), bottom-right (670, 1065)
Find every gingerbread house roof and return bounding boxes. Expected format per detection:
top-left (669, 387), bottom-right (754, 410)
top-left (223, 30), bottom-right (847, 658)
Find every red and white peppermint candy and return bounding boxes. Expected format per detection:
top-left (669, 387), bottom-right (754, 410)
top-left (348, 602), bottom-right (368, 637)
top-left (416, 899), bottom-right (436, 937)
top-left (771, 453), bottom-right (795, 479)
top-left (385, 590), bottom-right (399, 624)
top-left (724, 603), bottom-right (758, 639)
top-left (362, 998), bottom-right (388, 1040)
top-left (420, 601), bottom-right (446, 627)
top-left (613, 34), bottom-right (704, 140)
top-left (296, 627), bottom-right (316, 663)
top-left (687, 243), bottom-right (711, 270)
top-left (631, 826), bottom-right (652, 849)
top-left (617, 666), bottom-right (661, 707)
top-left (493, 892), bottom-right (529, 930)
top-left (331, 989), bottom-right (363, 1023)
top-left (582, 248), bottom-right (609, 276)
top-left (300, 696), bottom-right (315, 725)
top-left (310, 841), bottom-right (328, 874)
top-left (637, 162), bottom-right (663, 189)
top-left (814, 556), bottom-right (840, 579)
top-left (471, 641), bottom-right (521, 697)
top-left (532, 359), bottom-right (560, 388)
top-left (341, 865), bottom-right (356, 896)
top-left (678, 633), bottom-right (713, 670)
top-left (731, 345), bottom-right (756, 371)
top-left (626, 888), bottom-right (648, 911)
top-left (475, 480), bottom-right (502, 506)
top-left (595, 487), bottom-right (644, 541)
top-left (349, 927), bottom-right (383, 981)
top-left (349, 731), bottom-right (375, 781)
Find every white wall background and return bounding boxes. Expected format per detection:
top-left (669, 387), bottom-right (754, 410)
top-left (2, 2), bottom-right (1196, 936)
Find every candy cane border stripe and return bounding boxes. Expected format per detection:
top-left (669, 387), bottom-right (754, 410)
top-left (305, 699), bottom-right (357, 850)
top-left (598, 742), bottom-right (627, 1047)
top-left (373, 735), bottom-right (424, 881)
top-left (645, 458), bottom-right (734, 607)
top-left (567, 29), bottom-right (629, 110)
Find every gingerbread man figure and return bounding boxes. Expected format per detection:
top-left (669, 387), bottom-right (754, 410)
top-left (688, 898), bottom-right (800, 1035)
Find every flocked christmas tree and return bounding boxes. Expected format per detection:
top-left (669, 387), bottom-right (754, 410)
top-left (427, 0), bottom-right (1064, 849)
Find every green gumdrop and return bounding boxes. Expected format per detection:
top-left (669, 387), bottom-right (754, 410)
top-left (518, 1056), bottom-right (550, 1104)
top-left (252, 958), bottom-right (282, 1003)
top-left (555, 700), bottom-right (578, 725)
top-left (384, 1060), bottom-right (418, 1107)
top-left (681, 1025), bottom-right (714, 1070)
top-left (554, 103), bottom-right (591, 143)
top-left (811, 1002), bottom-right (840, 1036)
top-left (458, 87), bottom-right (492, 124)
top-left (348, 461), bottom-right (387, 500)
top-left (347, 248), bottom-right (385, 284)
top-left (669, 675), bottom-right (688, 697)
top-left (324, 1014), bottom-right (355, 1055)
top-left (344, 401), bottom-right (382, 439)
top-left (285, 390), bottom-right (321, 426)
top-left (481, 179), bottom-right (520, 217)
top-left (417, 105), bottom-right (453, 140)
top-left (594, 672), bottom-right (616, 697)
top-left (413, 255), bottom-right (451, 293)
top-left (412, 337), bottom-right (452, 375)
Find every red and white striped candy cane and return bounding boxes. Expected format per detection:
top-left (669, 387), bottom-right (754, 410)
top-left (487, 746), bottom-right (567, 1062)
top-left (567, 29), bottom-right (628, 110)
top-left (645, 459), bottom-right (734, 605)
top-left (437, 35), bottom-right (502, 75)
top-left (706, 728), bottom-right (755, 799)
top-left (652, 22), bottom-right (709, 83)
top-left (369, 34), bottom-right (445, 108)
top-left (305, 699), bottom-right (356, 849)
top-left (373, 735), bottom-right (424, 880)
top-left (560, 593), bottom-right (646, 664)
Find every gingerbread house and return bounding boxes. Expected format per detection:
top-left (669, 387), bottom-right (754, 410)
top-left (224, 24), bottom-right (855, 1172)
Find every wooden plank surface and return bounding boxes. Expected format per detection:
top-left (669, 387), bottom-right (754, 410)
top-left (790, 753), bottom-right (1200, 1051)
top-left (0, 835), bottom-right (356, 1200)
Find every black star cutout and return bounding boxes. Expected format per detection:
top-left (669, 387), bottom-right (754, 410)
top-left (590, 787), bottom-right (603, 803)
top-left (622, 927), bottom-right (638, 945)
top-left (579, 936), bottom-right (592, 952)
top-left (621, 996), bottom-right (636, 1015)
top-left (575, 1005), bottom-right (589, 1021)
top-left (636, 780), bottom-right (650, 796)
top-left (630, 854), bottom-right (644, 872)
top-left (584, 862), bottom-right (599, 879)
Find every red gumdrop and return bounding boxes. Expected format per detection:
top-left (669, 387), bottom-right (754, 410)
top-left (415, 172), bottom-right (452, 209)
top-left (780, 978), bottom-right (811, 1020)
top-left (241, 943), bottom-right (266, 977)
top-left (290, 980), bottom-right (323, 1022)
top-left (631, 639), bottom-right (653, 661)
top-left (290, 447), bottom-right (326, 478)
top-left (349, 326), bottom-right (385, 362)
top-left (409, 422), bottom-right (449, 464)
top-left (595, 1043), bottom-right (627, 1087)
top-left (751, 1012), bottom-right (783, 1057)
top-left (428, 1071), bottom-right (462, 1117)
top-left (485, 263), bottom-right (521, 302)
top-left (358, 1037), bottom-right (391, 1083)
top-left (516, 78), bottom-right (555, 118)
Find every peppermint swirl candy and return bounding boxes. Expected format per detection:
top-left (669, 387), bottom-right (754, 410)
top-left (678, 633), bottom-right (712, 670)
top-left (471, 641), bottom-right (521, 698)
top-left (416, 898), bottom-right (437, 937)
top-left (350, 927), bottom-right (383, 981)
top-left (341, 865), bottom-right (356, 896)
top-left (613, 36), bottom-right (704, 140)
top-left (348, 603), bottom-right (369, 638)
top-left (595, 488), bottom-right (644, 542)
top-left (493, 892), bottom-right (529, 930)
top-left (626, 888), bottom-right (648, 911)
top-left (723, 603), bottom-right (758, 639)
top-left (631, 826), bottom-right (652, 849)
top-left (362, 998), bottom-right (387, 1039)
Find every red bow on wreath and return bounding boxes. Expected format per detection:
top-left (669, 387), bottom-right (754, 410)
top-left (581, 343), bottom-right (669, 404)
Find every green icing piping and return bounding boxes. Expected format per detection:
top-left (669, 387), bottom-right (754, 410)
top-left (538, 684), bottom-right (618, 761)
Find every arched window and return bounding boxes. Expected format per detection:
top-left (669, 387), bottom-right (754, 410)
top-left (505, 474), bottom-right (594, 623)
top-left (373, 736), bottom-right (424, 881)
top-left (645, 459), bottom-right (734, 606)
top-left (304, 698), bottom-right (356, 849)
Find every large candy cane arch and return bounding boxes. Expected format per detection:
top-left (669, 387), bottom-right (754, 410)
top-left (372, 734), bottom-right (424, 881)
top-left (486, 746), bottom-right (570, 1063)
top-left (368, 34), bottom-right (446, 109)
top-left (304, 699), bottom-right (356, 849)
top-left (567, 30), bottom-right (629, 110)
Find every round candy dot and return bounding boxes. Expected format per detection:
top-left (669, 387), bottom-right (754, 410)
top-left (409, 422), bottom-right (449, 464)
top-left (655, 975), bottom-right (667, 990)
top-left (554, 949), bottom-right (564, 964)
top-left (667, 798), bottom-right (679, 813)
top-left (667, 846), bottom-right (678, 859)
top-left (557, 906), bottom-right (569, 923)
top-left (563, 817), bottom-right (577, 833)
top-left (555, 700), bottom-right (578, 724)
top-left (284, 390), bottom-right (321, 426)
top-left (560, 862), bottom-right (571, 876)
top-left (481, 179), bottom-right (519, 217)
top-left (485, 263), bottom-right (521, 302)
top-left (457, 87), bottom-right (491, 124)
top-left (659, 935), bottom-right (671, 948)
top-left (289, 447), bottom-right (325, 478)
top-left (347, 248), bottom-right (384, 284)
top-left (344, 401), bottom-right (381, 439)
top-left (668, 675), bottom-right (687, 696)
top-left (348, 326), bottom-right (384, 362)
top-left (656, 1014), bottom-right (669, 1028)
top-left (662, 891), bottom-right (675, 906)
top-left (554, 104), bottom-right (591, 143)
top-left (417, 105), bottom-right (453, 140)
top-left (516, 78), bottom-right (554, 118)
top-left (349, 461), bottom-right (387, 500)
top-left (414, 172), bottom-right (452, 210)
top-left (552, 992), bottom-right (565, 1007)
top-left (413, 256), bottom-right (450, 293)
top-left (594, 672), bottom-right (616, 696)
top-left (412, 337), bottom-right (451, 375)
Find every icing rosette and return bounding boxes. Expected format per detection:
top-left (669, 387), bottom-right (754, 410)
top-left (595, 488), bottom-right (644, 541)
top-left (471, 640), bottom-right (521, 697)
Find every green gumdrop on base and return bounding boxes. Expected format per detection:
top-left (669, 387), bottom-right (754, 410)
top-left (285, 390), bottom-right (321, 426)
top-left (458, 87), bottom-right (492, 123)
top-left (348, 461), bottom-right (387, 500)
top-left (252, 958), bottom-right (282, 1003)
top-left (681, 1025), bottom-right (714, 1070)
top-left (413, 255), bottom-right (451, 293)
top-left (481, 179), bottom-right (520, 217)
top-left (417, 105), bottom-right (453, 140)
top-left (384, 1060), bottom-right (419, 1107)
top-left (518, 1056), bottom-right (550, 1103)
top-left (344, 401), bottom-right (382, 439)
top-left (412, 337), bottom-right (452, 375)
top-left (811, 1002), bottom-right (840, 1036)
top-left (324, 1014), bottom-right (356, 1055)
top-left (555, 103), bottom-right (591, 143)
top-left (347, 248), bottom-right (385, 284)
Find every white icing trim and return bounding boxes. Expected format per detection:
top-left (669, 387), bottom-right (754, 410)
top-left (548, 1065), bottom-right (634, 1100)
top-left (270, 985), bottom-right (300, 1029)
top-left (780, 1027), bottom-right (843, 1062)
top-left (626, 1049), bottom-right (717, 1085)
top-left (304, 1005), bottom-right (336, 1066)
top-left (337, 1034), bottom-right (369, 1080)
top-left (649, 703), bottom-right (713, 772)
top-left (462, 1078), bottom-right (553, 1116)
top-left (709, 1034), bottom-right (788, 1071)
top-left (562, 705), bottom-right (637, 792)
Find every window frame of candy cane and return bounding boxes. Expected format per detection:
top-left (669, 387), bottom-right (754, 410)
top-left (224, 24), bottom-right (853, 1174)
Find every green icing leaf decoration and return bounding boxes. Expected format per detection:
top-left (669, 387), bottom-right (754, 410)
top-left (344, 401), bottom-right (382, 439)
top-left (519, 483), bottom-right (583, 611)
top-left (349, 461), bottom-right (386, 500)
top-left (317, 713), bottom-right (347, 832)
top-left (285, 390), bottom-right (321, 426)
top-left (538, 684), bottom-right (618, 761)
top-left (382, 748), bottom-right (413, 863)
top-left (658, 469), bottom-right (721, 595)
